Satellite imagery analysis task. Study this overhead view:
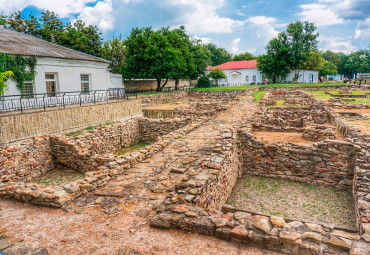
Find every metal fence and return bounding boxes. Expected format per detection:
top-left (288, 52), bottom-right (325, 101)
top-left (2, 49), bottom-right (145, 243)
top-left (0, 88), bottom-right (138, 113)
top-left (135, 86), bottom-right (194, 94)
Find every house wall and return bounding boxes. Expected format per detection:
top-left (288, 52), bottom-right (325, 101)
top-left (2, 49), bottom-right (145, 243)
top-left (206, 68), bottom-right (263, 86)
top-left (205, 68), bottom-right (319, 86)
top-left (109, 73), bottom-right (124, 89)
top-left (285, 70), bottom-right (319, 83)
top-left (3, 57), bottom-right (111, 96)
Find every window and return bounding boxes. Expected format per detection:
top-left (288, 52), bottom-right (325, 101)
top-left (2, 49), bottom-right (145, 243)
top-left (253, 75), bottom-right (256, 81)
top-left (81, 74), bottom-right (90, 93)
top-left (22, 81), bottom-right (34, 98)
top-left (246, 76), bottom-right (249, 82)
top-left (45, 73), bottom-right (58, 97)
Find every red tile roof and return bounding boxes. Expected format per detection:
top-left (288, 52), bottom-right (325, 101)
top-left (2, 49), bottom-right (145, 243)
top-left (206, 60), bottom-right (257, 70)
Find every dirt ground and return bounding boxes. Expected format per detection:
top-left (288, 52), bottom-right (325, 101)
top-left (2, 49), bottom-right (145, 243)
top-left (227, 176), bottom-right (356, 228)
top-left (253, 131), bottom-right (317, 145)
top-left (0, 95), bottom-right (282, 255)
top-left (143, 103), bottom-right (187, 110)
top-left (334, 108), bottom-right (370, 135)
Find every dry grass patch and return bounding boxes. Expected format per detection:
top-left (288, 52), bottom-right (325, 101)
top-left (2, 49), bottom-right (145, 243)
top-left (32, 169), bottom-right (84, 187)
top-left (227, 176), bottom-right (356, 227)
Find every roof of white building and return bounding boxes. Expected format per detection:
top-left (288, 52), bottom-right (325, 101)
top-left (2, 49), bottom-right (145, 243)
top-left (0, 29), bottom-right (109, 64)
top-left (206, 60), bottom-right (257, 70)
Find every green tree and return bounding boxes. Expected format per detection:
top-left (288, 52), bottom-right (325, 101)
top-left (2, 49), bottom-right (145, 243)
top-left (302, 51), bottom-right (337, 81)
top-left (323, 50), bottom-right (341, 66)
top-left (233, 52), bottom-right (255, 61)
top-left (286, 21), bottom-right (319, 76)
top-left (257, 33), bottom-right (292, 82)
top-left (101, 36), bottom-right (126, 73)
top-left (257, 20), bottom-right (318, 82)
top-left (207, 68), bottom-right (226, 85)
top-left (0, 71), bottom-right (14, 94)
top-left (207, 43), bottom-right (232, 66)
top-left (122, 27), bottom-right (184, 92)
top-left (345, 49), bottom-right (370, 77)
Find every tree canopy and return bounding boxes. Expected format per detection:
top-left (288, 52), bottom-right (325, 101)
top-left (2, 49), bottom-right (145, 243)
top-left (302, 51), bottom-right (337, 81)
top-left (101, 36), bottom-right (126, 73)
top-left (122, 26), bottom-right (210, 91)
top-left (3, 11), bottom-right (103, 57)
top-left (233, 52), bottom-right (255, 61)
top-left (207, 43), bottom-right (232, 66)
top-left (207, 68), bottom-right (226, 85)
top-left (257, 21), bottom-right (319, 82)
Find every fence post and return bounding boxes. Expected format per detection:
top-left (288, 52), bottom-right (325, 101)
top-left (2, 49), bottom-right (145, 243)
top-left (94, 91), bottom-right (96, 104)
top-left (63, 93), bottom-right (66, 108)
top-left (20, 97), bottom-right (23, 113)
top-left (43, 94), bottom-right (46, 111)
top-left (79, 92), bottom-right (82, 106)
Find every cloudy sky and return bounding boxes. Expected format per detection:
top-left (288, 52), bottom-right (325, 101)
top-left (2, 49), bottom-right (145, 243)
top-left (0, 0), bottom-right (369, 55)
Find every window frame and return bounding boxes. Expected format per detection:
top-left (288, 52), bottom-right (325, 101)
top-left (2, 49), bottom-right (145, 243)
top-left (80, 74), bottom-right (91, 94)
top-left (22, 80), bottom-right (35, 98)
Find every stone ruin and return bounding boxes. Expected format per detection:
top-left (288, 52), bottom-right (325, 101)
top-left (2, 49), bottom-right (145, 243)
top-left (259, 90), bottom-right (315, 106)
top-left (1, 88), bottom-right (370, 254)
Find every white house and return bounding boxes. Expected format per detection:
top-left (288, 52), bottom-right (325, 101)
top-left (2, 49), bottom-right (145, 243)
top-left (206, 60), bottom-right (319, 86)
top-left (0, 29), bottom-right (124, 98)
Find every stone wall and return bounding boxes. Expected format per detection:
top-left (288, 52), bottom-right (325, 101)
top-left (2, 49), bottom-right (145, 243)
top-left (238, 128), bottom-right (355, 189)
top-left (252, 107), bottom-right (328, 131)
top-left (302, 125), bottom-right (337, 141)
top-left (0, 136), bottom-right (54, 182)
top-left (140, 91), bottom-right (188, 104)
top-left (260, 85), bottom-right (351, 92)
top-left (0, 99), bottom-right (142, 147)
top-left (138, 118), bottom-right (189, 142)
top-left (259, 91), bottom-right (315, 106)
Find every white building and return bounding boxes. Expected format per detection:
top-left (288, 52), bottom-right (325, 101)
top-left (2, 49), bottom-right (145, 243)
top-left (206, 60), bottom-right (319, 86)
top-left (0, 29), bottom-right (124, 98)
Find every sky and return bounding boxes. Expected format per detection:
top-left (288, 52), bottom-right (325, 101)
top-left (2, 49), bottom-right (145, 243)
top-left (0, 0), bottom-right (369, 55)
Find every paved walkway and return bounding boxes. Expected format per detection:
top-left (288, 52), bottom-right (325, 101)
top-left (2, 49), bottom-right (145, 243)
top-left (0, 95), bottom-right (281, 255)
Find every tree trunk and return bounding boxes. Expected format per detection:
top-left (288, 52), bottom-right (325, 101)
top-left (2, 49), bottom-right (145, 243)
top-left (175, 79), bottom-right (179, 91)
top-left (156, 79), bottom-right (161, 92)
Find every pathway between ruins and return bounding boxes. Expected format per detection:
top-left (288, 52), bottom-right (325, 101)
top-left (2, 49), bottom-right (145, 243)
top-left (0, 94), bottom-right (282, 255)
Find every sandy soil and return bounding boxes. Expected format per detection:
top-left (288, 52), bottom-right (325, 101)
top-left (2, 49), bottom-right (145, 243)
top-left (227, 176), bottom-right (356, 228)
top-left (334, 108), bottom-right (370, 135)
top-left (333, 108), bottom-right (370, 114)
top-left (143, 103), bottom-right (187, 110)
top-left (253, 131), bottom-right (317, 145)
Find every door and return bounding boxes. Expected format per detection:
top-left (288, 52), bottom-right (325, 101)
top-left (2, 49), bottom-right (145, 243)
top-left (45, 73), bottom-right (58, 97)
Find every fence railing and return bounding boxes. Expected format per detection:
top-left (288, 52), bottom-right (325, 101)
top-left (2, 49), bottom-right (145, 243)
top-left (135, 86), bottom-right (194, 94)
top-left (0, 88), bottom-right (138, 113)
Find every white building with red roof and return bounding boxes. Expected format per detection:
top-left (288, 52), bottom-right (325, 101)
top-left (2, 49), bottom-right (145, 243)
top-left (206, 60), bottom-right (318, 86)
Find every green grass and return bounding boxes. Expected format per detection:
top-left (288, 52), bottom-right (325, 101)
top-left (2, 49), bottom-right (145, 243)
top-left (33, 170), bottom-right (84, 187)
top-left (115, 141), bottom-right (152, 156)
top-left (307, 90), bottom-right (370, 104)
top-left (65, 122), bottom-right (113, 137)
top-left (345, 98), bottom-right (370, 105)
top-left (251, 91), bottom-right (267, 102)
top-left (330, 90), bottom-right (370, 95)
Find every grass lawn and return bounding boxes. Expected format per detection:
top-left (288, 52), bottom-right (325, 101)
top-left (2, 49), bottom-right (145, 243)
top-left (227, 176), bottom-right (355, 227)
top-left (307, 90), bottom-right (370, 104)
top-left (251, 91), bottom-right (266, 102)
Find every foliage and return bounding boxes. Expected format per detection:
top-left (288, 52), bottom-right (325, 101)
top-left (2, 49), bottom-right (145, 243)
top-left (257, 33), bottom-right (292, 82)
top-left (206, 43), bottom-right (232, 66)
top-left (207, 68), bottom-right (226, 85)
top-left (0, 71), bottom-right (14, 94)
top-left (4, 11), bottom-right (103, 57)
top-left (258, 21), bottom-right (318, 82)
top-left (345, 49), bottom-right (370, 76)
top-left (122, 27), bottom-right (184, 92)
top-left (233, 52), bottom-right (255, 61)
top-left (101, 36), bottom-right (126, 73)
top-left (302, 51), bottom-right (337, 80)
top-left (197, 75), bottom-right (211, 88)
top-left (0, 53), bottom-right (37, 91)
top-left (122, 26), bottom-right (210, 91)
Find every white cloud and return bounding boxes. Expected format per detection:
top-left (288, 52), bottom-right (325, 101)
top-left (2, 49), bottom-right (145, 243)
top-left (319, 36), bottom-right (356, 53)
top-left (77, 0), bottom-right (114, 31)
top-left (230, 37), bottom-right (241, 55)
top-left (297, 3), bottom-right (343, 27)
top-left (192, 35), bottom-right (212, 44)
top-left (236, 10), bottom-right (245, 17)
top-left (354, 18), bottom-right (370, 39)
top-left (169, 0), bottom-right (245, 35)
top-left (247, 16), bottom-right (279, 40)
top-left (0, 0), bottom-right (95, 17)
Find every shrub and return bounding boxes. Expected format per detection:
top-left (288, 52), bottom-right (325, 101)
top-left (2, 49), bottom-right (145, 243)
top-left (197, 75), bottom-right (211, 88)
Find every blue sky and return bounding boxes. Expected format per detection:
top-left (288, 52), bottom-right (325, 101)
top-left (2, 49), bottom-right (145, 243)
top-left (1, 0), bottom-right (369, 55)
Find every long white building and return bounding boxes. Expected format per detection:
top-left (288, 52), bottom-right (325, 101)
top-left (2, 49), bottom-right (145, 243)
top-left (206, 60), bottom-right (319, 86)
top-left (0, 29), bottom-right (124, 98)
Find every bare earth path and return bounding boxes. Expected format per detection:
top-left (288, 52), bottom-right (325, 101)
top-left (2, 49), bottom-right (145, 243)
top-left (0, 95), bottom-right (281, 255)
